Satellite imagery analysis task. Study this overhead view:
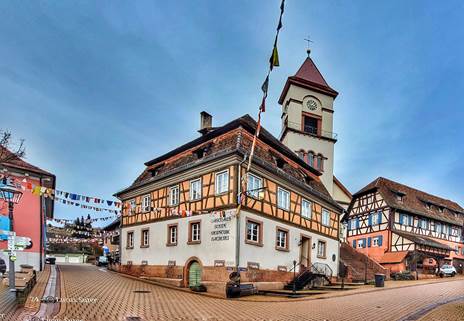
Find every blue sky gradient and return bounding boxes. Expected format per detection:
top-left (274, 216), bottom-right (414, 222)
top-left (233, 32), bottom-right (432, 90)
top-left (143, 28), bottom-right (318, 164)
top-left (1, 1), bottom-right (463, 225)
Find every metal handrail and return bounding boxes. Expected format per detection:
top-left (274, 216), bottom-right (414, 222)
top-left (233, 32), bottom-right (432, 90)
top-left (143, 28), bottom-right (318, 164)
top-left (282, 121), bottom-right (338, 140)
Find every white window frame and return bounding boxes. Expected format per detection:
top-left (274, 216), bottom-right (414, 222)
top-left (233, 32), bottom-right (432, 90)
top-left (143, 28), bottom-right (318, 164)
top-left (277, 187), bottom-right (290, 210)
top-left (141, 229), bottom-right (149, 247)
top-left (246, 221), bottom-right (260, 243)
top-left (276, 229), bottom-right (288, 249)
top-left (190, 178), bottom-right (202, 201)
top-left (373, 237), bottom-right (380, 247)
top-left (215, 170), bottom-right (229, 195)
top-left (142, 194), bottom-right (151, 212)
top-left (317, 240), bottom-right (326, 258)
top-left (168, 225), bottom-right (177, 245)
top-left (191, 222), bottom-right (201, 242)
top-left (301, 199), bottom-right (312, 219)
top-left (357, 239), bottom-right (363, 248)
top-left (371, 212), bottom-right (379, 225)
top-left (169, 185), bottom-right (180, 206)
top-left (322, 209), bottom-right (330, 227)
top-left (349, 218), bottom-right (357, 230)
top-left (127, 231), bottom-right (134, 248)
top-left (129, 199), bottom-right (136, 215)
top-left (247, 173), bottom-right (263, 199)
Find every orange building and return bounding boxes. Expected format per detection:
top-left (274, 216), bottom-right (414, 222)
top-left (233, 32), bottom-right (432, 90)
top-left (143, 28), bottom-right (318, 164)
top-left (345, 177), bottom-right (464, 276)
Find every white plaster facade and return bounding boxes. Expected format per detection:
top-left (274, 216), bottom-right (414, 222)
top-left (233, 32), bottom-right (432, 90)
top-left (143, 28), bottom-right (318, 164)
top-left (121, 209), bottom-right (339, 276)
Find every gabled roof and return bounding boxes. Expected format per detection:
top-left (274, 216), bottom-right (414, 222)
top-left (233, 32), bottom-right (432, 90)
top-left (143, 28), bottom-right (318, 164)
top-left (0, 146), bottom-right (54, 178)
top-left (392, 229), bottom-right (453, 251)
top-left (353, 177), bottom-right (464, 226)
top-left (279, 55), bottom-right (338, 104)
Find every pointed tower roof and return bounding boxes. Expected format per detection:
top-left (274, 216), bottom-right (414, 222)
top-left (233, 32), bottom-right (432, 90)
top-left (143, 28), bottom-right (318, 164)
top-left (279, 50), bottom-right (338, 104)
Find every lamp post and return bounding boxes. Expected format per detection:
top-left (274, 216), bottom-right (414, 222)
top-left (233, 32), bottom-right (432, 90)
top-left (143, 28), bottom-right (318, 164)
top-left (0, 179), bottom-right (23, 291)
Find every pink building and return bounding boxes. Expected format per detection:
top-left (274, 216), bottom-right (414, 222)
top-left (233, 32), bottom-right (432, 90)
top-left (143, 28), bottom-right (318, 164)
top-left (0, 148), bottom-right (55, 271)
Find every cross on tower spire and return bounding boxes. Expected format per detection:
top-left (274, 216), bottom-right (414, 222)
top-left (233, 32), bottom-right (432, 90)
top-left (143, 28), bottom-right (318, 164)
top-left (304, 36), bottom-right (314, 56)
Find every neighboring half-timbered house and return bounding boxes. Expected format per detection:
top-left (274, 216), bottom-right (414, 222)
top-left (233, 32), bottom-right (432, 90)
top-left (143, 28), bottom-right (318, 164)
top-left (114, 113), bottom-right (344, 294)
top-left (346, 177), bottom-right (464, 275)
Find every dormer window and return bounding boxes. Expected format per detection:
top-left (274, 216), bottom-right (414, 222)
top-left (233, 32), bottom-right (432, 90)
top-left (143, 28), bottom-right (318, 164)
top-left (396, 194), bottom-right (404, 202)
top-left (425, 203), bottom-right (431, 210)
top-left (438, 207), bottom-right (444, 213)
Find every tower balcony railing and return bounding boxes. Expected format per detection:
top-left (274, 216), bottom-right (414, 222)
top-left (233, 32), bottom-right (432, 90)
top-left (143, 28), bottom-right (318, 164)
top-left (282, 121), bottom-right (338, 140)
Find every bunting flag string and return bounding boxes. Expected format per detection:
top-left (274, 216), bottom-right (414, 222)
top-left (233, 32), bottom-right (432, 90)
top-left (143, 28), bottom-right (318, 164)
top-left (236, 0), bottom-right (286, 218)
top-left (47, 215), bottom-right (117, 224)
top-left (9, 176), bottom-right (122, 208)
top-left (54, 196), bottom-right (121, 215)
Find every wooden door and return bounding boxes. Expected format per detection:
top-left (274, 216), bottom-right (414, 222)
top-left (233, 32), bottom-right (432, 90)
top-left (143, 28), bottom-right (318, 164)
top-left (188, 262), bottom-right (202, 287)
top-left (300, 236), bottom-right (311, 269)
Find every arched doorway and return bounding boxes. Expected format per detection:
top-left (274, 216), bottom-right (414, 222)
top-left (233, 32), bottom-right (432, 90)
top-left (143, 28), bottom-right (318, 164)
top-left (188, 261), bottom-right (202, 288)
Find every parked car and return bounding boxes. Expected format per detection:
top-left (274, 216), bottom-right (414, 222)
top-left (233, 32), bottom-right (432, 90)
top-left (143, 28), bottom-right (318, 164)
top-left (0, 258), bottom-right (6, 275)
top-left (96, 256), bottom-right (108, 267)
top-left (438, 264), bottom-right (456, 277)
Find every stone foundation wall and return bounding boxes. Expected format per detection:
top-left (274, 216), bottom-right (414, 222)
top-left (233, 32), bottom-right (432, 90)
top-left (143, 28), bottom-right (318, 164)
top-left (110, 263), bottom-right (294, 285)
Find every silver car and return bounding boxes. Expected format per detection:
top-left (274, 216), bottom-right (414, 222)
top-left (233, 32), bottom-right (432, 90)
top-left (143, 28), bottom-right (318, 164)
top-left (439, 264), bottom-right (456, 277)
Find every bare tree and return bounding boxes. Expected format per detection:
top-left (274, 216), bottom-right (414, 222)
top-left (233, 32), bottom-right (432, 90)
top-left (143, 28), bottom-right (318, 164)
top-left (0, 130), bottom-right (25, 165)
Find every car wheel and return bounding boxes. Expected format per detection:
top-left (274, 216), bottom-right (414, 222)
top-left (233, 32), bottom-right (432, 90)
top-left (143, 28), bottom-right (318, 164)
top-left (439, 273), bottom-right (444, 278)
top-left (452, 272), bottom-right (456, 277)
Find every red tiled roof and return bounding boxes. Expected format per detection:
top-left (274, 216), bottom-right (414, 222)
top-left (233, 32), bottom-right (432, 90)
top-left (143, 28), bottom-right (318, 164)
top-left (353, 177), bottom-right (464, 226)
top-left (279, 56), bottom-right (338, 104)
top-left (0, 146), bottom-right (54, 177)
top-left (379, 251), bottom-right (409, 264)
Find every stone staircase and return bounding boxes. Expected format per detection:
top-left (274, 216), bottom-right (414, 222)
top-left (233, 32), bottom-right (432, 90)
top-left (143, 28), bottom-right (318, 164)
top-left (340, 242), bottom-right (388, 282)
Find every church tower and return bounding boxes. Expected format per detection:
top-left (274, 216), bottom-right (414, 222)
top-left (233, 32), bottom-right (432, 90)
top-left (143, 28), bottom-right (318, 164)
top-left (279, 50), bottom-right (339, 197)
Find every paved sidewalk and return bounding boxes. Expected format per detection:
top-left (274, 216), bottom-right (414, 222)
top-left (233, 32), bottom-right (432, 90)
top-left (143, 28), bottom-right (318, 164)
top-left (52, 264), bottom-right (464, 321)
top-left (419, 300), bottom-right (464, 321)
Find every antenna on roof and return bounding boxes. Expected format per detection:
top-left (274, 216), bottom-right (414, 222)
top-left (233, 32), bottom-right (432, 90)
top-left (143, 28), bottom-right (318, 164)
top-left (304, 36), bottom-right (314, 56)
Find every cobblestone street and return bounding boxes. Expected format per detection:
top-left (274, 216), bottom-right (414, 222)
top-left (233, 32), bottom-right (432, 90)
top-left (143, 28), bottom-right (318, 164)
top-left (11, 264), bottom-right (464, 321)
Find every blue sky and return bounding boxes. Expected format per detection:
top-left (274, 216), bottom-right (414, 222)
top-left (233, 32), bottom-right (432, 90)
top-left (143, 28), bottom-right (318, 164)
top-left (1, 1), bottom-right (463, 225)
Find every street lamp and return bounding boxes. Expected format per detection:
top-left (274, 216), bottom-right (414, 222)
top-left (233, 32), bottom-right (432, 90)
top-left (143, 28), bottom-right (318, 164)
top-left (0, 179), bottom-right (23, 291)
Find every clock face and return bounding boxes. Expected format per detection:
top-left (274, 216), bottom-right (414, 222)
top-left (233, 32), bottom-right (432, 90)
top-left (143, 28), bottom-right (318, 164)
top-left (307, 99), bottom-right (317, 110)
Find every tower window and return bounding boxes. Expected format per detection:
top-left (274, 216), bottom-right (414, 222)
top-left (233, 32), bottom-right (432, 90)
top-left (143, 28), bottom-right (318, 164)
top-left (303, 115), bottom-right (319, 135)
top-left (316, 154), bottom-right (324, 171)
top-left (307, 151), bottom-right (315, 167)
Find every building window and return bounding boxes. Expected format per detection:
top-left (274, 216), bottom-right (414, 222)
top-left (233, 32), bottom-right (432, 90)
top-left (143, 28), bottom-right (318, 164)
top-left (247, 173), bottom-right (263, 199)
top-left (420, 219), bottom-right (428, 230)
top-left (126, 232), bottom-right (134, 249)
top-left (215, 170), bottom-right (229, 194)
top-left (277, 187), bottom-right (290, 210)
top-left (141, 229), bottom-right (149, 247)
top-left (357, 239), bottom-right (364, 248)
top-left (169, 185), bottom-right (180, 206)
top-left (373, 237), bottom-right (380, 247)
top-left (317, 240), bottom-right (326, 258)
top-left (316, 154), bottom-right (324, 171)
top-left (371, 211), bottom-right (379, 225)
top-left (276, 228), bottom-right (289, 251)
top-left (188, 221), bottom-right (201, 244)
top-left (396, 193), bottom-right (404, 202)
top-left (435, 222), bottom-right (442, 234)
top-left (142, 195), bottom-right (151, 212)
top-left (349, 218), bottom-right (357, 230)
top-left (307, 151), bottom-right (315, 167)
top-left (245, 219), bottom-right (262, 246)
top-left (167, 224), bottom-right (178, 246)
top-left (128, 199), bottom-right (136, 214)
top-left (301, 199), bottom-right (312, 219)
top-left (322, 209), bottom-right (330, 227)
top-left (303, 115), bottom-right (319, 135)
top-left (190, 178), bottom-right (202, 201)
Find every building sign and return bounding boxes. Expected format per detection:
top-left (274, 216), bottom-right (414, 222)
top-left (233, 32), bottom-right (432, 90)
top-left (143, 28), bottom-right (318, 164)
top-left (210, 216), bottom-right (231, 241)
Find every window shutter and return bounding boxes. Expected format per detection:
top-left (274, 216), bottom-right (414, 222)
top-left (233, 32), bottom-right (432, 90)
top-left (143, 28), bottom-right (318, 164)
top-left (367, 237), bottom-right (372, 247)
top-left (408, 215), bottom-right (413, 226)
top-left (399, 213), bottom-right (404, 225)
top-left (378, 211), bottom-right (382, 224)
top-left (378, 235), bottom-right (383, 246)
top-left (352, 240), bottom-right (356, 248)
top-left (347, 219), bottom-right (351, 231)
top-left (368, 214), bottom-right (372, 226)
top-left (362, 238), bottom-right (366, 248)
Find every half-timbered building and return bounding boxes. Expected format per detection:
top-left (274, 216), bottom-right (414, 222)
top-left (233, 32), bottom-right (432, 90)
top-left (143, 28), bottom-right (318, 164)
top-left (346, 177), bottom-right (464, 275)
top-left (114, 112), bottom-right (344, 294)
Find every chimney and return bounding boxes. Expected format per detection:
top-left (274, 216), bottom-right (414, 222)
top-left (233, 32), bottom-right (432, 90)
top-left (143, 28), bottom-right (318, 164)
top-left (198, 111), bottom-right (213, 135)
